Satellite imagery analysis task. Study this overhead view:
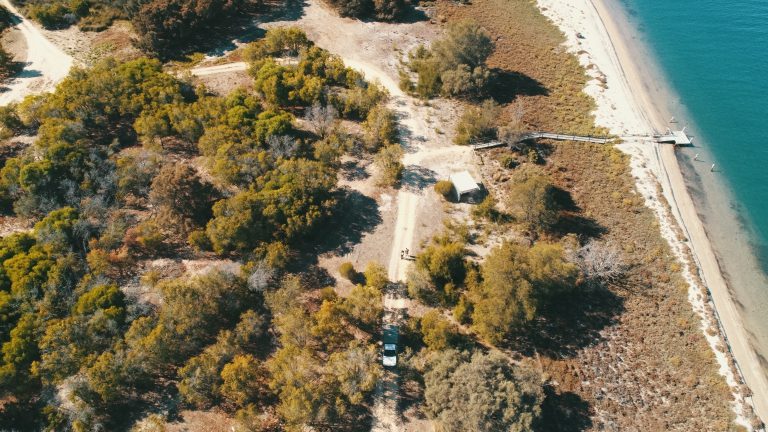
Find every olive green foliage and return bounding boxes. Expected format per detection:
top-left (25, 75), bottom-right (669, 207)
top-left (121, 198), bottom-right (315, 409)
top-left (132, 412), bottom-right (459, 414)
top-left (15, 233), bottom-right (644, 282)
top-left (454, 99), bottom-right (501, 145)
top-left (177, 310), bottom-right (266, 409)
top-left (424, 350), bottom-right (544, 431)
top-left (343, 283), bottom-right (382, 329)
top-left (0, 58), bottom-right (184, 217)
top-left (115, 150), bottom-right (161, 204)
top-left (404, 21), bottom-right (495, 99)
top-left (248, 28), bottom-right (387, 120)
top-left (373, 144), bottom-right (404, 187)
top-left (0, 26), bottom-right (390, 429)
top-left (363, 262), bottom-right (388, 291)
top-left (22, 0), bottom-right (122, 30)
top-left (362, 105), bottom-right (398, 151)
top-left (243, 26), bottom-right (312, 60)
top-left (338, 261), bottom-right (356, 281)
top-left (470, 241), bottom-right (579, 343)
top-left (266, 277), bottom-right (382, 430)
top-left (420, 310), bottom-right (456, 350)
top-left (507, 168), bottom-right (560, 234)
top-left (133, 0), bottom-right (245, 58)
top-left (251, 45), bottom-right (357, 108)
top-left (408, 232), bottom-right (468, 306)
top-left (434, 180), bottom-right (454, 199)
top-left (471, 194), bottom-right (503, 222)
top-left (205, 158), bottom-right (337, 254)
top-left (326, 0), bottom-right (408, 21)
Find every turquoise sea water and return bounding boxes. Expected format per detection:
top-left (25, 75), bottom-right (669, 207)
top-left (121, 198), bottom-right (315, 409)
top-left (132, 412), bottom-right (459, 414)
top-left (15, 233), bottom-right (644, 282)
top-left (616, 0), bottom-right (768, 266)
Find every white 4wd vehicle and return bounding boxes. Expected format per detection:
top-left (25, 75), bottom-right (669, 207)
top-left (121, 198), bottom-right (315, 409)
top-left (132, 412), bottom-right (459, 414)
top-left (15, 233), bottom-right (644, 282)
top-left (382, 325), bottom-right (399, 367)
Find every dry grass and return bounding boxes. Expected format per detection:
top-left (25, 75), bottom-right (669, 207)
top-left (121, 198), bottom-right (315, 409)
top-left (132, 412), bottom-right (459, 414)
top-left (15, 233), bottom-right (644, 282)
top-left (436, 0), bottom-right (736, 429)
top-left (437, 0), bottom-right (606, 136)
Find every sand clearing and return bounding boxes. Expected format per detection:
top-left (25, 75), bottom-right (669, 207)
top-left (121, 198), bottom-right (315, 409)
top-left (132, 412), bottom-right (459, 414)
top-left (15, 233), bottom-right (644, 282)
top-left (538, 0), bottom-right (767, 426)
top-left (0, 0), bottom-right (73, 106)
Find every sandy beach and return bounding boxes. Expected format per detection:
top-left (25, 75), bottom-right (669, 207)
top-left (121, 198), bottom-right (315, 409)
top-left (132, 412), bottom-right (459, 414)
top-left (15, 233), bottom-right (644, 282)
top-left (537, 0), bottom-right (768, 426)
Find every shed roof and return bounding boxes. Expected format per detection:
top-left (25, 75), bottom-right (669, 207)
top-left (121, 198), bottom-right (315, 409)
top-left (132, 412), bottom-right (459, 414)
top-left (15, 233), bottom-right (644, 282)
top-left (449, 171), bottom-right (480, 195)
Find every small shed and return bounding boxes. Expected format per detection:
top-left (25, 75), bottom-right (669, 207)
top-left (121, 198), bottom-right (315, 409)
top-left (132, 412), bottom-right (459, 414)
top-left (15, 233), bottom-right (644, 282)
top-left (449, 171), bottom-right (481, 202)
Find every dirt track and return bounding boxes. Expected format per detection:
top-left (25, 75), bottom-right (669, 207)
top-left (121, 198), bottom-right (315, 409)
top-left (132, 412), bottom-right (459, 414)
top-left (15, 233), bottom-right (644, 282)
top-left (0, 0), bottom-right (73, 106)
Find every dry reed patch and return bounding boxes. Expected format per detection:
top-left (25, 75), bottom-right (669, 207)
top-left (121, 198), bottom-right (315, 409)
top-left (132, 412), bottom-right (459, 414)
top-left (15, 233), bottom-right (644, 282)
top-left (434, 0), bottom-right (736, 428)
top-left (436, 0), bottom-right (606, 136)
top-left (539, 142), bottom-right (735, 430)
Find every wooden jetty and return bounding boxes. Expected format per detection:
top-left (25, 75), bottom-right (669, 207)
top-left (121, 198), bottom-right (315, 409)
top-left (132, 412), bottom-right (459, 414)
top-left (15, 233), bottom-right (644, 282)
top-left (471, 128), bottom-right (693, 151)
top-left (471, 131), bottom-right (612, 150)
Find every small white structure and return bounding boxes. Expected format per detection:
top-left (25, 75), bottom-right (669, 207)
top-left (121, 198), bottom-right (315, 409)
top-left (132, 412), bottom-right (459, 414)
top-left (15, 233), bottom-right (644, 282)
top-left (449, 171), bottom-right (481, 202)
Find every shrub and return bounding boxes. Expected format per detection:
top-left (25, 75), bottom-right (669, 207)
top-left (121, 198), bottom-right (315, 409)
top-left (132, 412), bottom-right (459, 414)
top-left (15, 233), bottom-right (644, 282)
top-left (424, 350), bottom-right (544, 430)
top-left (124, 220), bottom-right (165, 255)
top-left (420, 310), bottom-right (456, 350)
top-left (507, 169), bottom-right (559, 234)
top-left (338, 261), bottom-right (356, 281)
top-left (470, 241), bottom-right (579, 343)
top-left (407, 266), bottom-right (436, 302)
top-left (364, 262), bottom-right (388, 291)
top-left (454, 100), bottom-right (501, 145)
top-left (29, 3), bottom-right (72, 29)
top-left (452, 295), bottom-right (472, 324)
top-left (133, 0), bottom-right (246, 58)
top-left (434, 180), bottom-right (454, 200)
top-left (362, 105), bottom-right (398, 151)
top-left (187, 229), bottom-right (212, 251)
top-left (374, 144), bottom-right (404, 187)
top-left (264, 241), bottom-right (290, 270)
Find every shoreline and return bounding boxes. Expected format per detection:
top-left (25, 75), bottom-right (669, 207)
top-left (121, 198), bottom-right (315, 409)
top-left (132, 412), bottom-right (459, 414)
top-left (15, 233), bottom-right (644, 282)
top-left (537, 0), bottom-right (768, 426)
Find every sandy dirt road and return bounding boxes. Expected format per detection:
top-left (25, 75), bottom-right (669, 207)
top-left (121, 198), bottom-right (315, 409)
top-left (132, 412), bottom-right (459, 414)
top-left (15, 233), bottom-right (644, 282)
top-left (265, 2), bottom-right (469, 430)
top-left (0, 0), bottom-right (73, 106)
top-left (189, 61), bottom-right (247, 76)
top-left (199, 3), bottom-right (470, 427)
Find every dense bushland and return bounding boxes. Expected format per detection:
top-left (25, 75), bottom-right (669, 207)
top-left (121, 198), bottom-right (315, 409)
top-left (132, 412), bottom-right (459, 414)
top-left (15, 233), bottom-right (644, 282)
top-left (0, 26), bottom-right (397, 430)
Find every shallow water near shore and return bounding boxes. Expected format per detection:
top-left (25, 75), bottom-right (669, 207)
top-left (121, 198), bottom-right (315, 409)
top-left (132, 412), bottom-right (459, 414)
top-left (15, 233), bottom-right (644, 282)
top-left (609, 0), bottom-right (768, 370)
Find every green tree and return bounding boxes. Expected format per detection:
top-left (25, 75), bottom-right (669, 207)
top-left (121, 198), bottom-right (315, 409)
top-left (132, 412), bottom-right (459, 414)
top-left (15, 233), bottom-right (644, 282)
top-left (507, 170), bottom-right (560, 234)
top-left (420, 310), bottom-right (456, 351)
top-left (133, 0), bottom-right (246, 58)
top-left (363, 262), bottom-right (388, 291)
top-left (326, 342), bottom-right (380, 405)
top-left (343, 284), bottom-right (382, 328)
top-left (471, 242), bottom-right (579, 343)
top-left (362, 105), bottom-right (397, 151)
top-left (405, 21), bottom-right (495, 99)
top-left (373, 144), bottom-right (404, 187)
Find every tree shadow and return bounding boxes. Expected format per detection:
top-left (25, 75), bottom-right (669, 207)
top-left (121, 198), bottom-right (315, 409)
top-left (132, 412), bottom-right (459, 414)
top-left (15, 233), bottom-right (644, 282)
top-left (551, 187), bottom-right (607, 239)
top-left (340, 159), bottom-right (370, 181)
top-left (401, 165), bottom-right (437, 192)
top-left (488, 69), bottom-right (549, 104)
top-left (262, 0), bottom-right (309, 23)
top-left (537, 387), bottom-right (593, 432)
top-left (394, 108), bottom-right (426, 154)
top-left (160, 0), bottom-right (298, 60)
top-left (510, 286), bottom-right (624, 358)
top-left (359, 6), bottom-right (429, 24)
top-left (303, 188), bottom-right (382, 257)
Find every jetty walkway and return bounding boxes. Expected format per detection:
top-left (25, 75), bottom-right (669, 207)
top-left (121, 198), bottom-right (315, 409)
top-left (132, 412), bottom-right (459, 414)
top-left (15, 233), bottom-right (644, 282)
top-left (471, 129), bottom-right (692, 150)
